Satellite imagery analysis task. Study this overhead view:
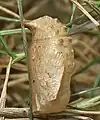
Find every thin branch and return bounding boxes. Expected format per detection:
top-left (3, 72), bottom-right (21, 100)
top-left (5, 118), bottom-right (28, 120)
top-left (0, 57), bottom-right (12, 120)
top-left (0, 5), bottom-right (19, 18)
top-left (0, 108), bottom-right (99, 118)
top-left (0, 108), bottom-right (29, 118)
top-left (0, 116), bottom-right (93, 120)
top-left (84, 0), bottom-right (100, 16)
top-left (0, 58), bottom-right (12, 104)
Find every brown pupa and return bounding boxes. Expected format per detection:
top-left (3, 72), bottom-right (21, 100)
top-left (25, 16), bottom-right (75, 114)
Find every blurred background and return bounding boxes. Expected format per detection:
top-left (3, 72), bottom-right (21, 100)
top-left (0, 0), bottom-right (100, 119)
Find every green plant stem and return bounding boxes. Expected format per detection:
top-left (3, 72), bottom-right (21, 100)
top-left (91, 75), bottom-right (100, 97)
top-left (0, 28), bottom-right (29, 36)
top-left (0, 16), bottom-right (20, 22)
top-left (0, 35), bottom-right (16, 58)
top-left (67, 3), bottom-right (76, 34)
top-left (0, 16), bottom-right (29, 22)
top-left (17, 0), bottom-right (33, 119)
top-left (12, 53), bottom-right (26, 64)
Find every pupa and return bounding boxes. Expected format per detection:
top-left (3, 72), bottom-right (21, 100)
top-left (25, 16), bottom-right (75, 114)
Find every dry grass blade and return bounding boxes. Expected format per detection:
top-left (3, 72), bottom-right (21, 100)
top-left (70, 0), bottom-right (99, 26)
top-left (84, 0), bottom-right (100, 16)
top-left (0, 57), bottom-right (12, 120)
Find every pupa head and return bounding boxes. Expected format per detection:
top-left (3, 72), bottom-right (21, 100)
top-left (24, 16), bottom-right (67, 39)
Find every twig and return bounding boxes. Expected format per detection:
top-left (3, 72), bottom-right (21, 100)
top-left (70, 0), bottom-right (99, 26)
top-left (0, 117), bottom-right (93, 120)
top-left (0, 58), bottom-right (12, 105)
top-left (0, 57), bottom-right (12, 120)
top-left (5, 118), bottom-right (28, 120)
top-left (84, 0), bottom-right (100, 16)
top-left (0, 108), bottom-right (99, 118)
top-left (0, 108), bottom-right (29, 118)
top-left (0, 5), bottom-right (19, 18)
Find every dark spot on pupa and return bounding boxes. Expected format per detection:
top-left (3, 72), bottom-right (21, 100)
top-left (33, 80), bottom-right (35, 83)
top-left (58, 39), bottom-right (63, 45)
top-left (56, 30), bottom-right (59, 34)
